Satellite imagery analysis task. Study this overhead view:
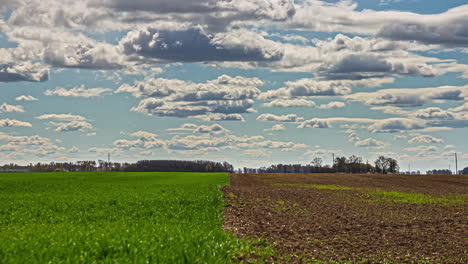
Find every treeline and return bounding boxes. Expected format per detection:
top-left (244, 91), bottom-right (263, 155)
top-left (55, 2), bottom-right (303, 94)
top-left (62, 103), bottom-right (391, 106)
top-left (0, 160), bottom-right (234, 173)
top-left (241, 155), bottom-right (399, 174)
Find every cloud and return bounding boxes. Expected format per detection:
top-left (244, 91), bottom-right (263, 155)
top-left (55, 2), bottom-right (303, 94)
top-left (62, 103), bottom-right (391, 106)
top-left (0, 119), bottom-right (32, 127)
top-left (297, 118), bottom-right (331, 129)
top-left (43, 42), bottom-right (123, 70)
top-left (69, 146), bottom-right (80, 153)
top-left (408, 135), bottom-right (444, 144)
top-left (289, 1), bottom-right (468, 43)
top-left (15, 95), bottom-right (38, 101)
top-left (256, 114), bottom-right (304, 123)
top-left (298, 117), bottom-right (376, 129)
top-left (317, 54), bottom-right (435, 79)
top-left (263, 99), bottom-right (316, 108)
top-left (368, 118), bottom-right (425, 133)
top-left (0, 63), bottom-right (48, 82)
top-left (197, 113), bottom-right (245, 122)
top-left (114, 131), bottom-right (165, 149)
top-left (259, 78), bottom-right (393, 100)
top-left (355, 138), bottom-right (386, 148)
top-left (404, 145), bottom-right (438, 153)
top-left (118, 75), bottom-right (262, 118)
top-left (413, 107), bottom-right (456, 120)
top-left (52, 121), bottom-right (94, 132)
top-left (345, 85), bottom-right (468, 107)
top-left (120, 27), bottom-right (283, 62)
top-left (36, 114), bottom-right (87, 122)
top-left (317, 101), bottom-right (346, 109)
top-left (0, 133), bottom-right (65, 158)
top-left (377, 13), bottom-right (468, 47)
top-left (264, 124), bottom-right (286, 131)
top-left (45, 85), bottom-right (112, 98)
top-left (168, 123), bottom-right (230, 135)
top-left (0, 103), bottom-right (25, 113)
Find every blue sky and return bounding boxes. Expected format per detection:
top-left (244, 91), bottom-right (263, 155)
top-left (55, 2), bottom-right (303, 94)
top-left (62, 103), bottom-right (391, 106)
top-left (1, 0), bottom-right (468, 172)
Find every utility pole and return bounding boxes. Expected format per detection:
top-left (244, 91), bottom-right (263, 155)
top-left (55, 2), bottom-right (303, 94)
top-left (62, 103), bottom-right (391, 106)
top-left (455, 152), bottom-right (458, 175)
top-left (108, 152), bottom-right (110, 164)
top-left (332, 153), bottom-right (335, 167)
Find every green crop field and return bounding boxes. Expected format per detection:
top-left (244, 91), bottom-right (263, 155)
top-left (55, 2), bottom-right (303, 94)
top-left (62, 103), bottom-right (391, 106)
top-left (0, 172), bottom-right (264, 263)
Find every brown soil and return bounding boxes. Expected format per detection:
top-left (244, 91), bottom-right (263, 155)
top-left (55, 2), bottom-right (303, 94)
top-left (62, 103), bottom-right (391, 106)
top-left (223, 173), bottom-right (468, 263)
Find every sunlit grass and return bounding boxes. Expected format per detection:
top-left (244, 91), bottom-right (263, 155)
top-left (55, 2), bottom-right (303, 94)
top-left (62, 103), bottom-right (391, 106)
top-left (0, 172), bottom-right (271, 263)
top-left (368, 190), bottom-right (468, 205)
top-left (274, 182), bottom-right (466, 205)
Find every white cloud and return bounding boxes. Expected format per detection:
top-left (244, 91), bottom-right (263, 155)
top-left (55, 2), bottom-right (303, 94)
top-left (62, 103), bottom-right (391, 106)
top-left (0, 62), bottom-right (48, 82)
top-left (408, 135), bottom-right (444, 144)
top-left (0, 103), bottom-right (25, 113)
top-left (120, 27), bottom-right (284, 63)
top-left (45, 86), bottom-right (112, 98)
top-left (259, 78), bottom-right (393, 100)
top-left (118, 75), bottom-right (262, 118)
top-left (263, 99), bottom-right (316, 108)
top-left (36, 114), bottom-right (87, 122)
top-left (0, 119), bottom-right (32, 127)
top-left (114, 131), bottom-right (164, 149)
top-left (52, 121), bottom-right (94, 132)
top-left (355, 138), bottom-right (386, 149)
top-left (15, 95), bottom-right (38, 101)
top-left (346, 85), bottom-right (468, 107)
top-left (317, 101), bottom-right (346, 109)
top-left (264, 124), bottom-right (286, 131)
top-left (256, 113), bottom-right (304, 123)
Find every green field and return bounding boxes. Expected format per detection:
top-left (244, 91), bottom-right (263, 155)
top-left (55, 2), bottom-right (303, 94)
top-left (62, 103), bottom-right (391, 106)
top-left (0, 172), bottom-right (260, 263)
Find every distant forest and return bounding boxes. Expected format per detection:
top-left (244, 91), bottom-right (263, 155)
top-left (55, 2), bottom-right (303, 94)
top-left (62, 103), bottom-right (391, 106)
top-left (1, 156), bottom-right (466, 174)
top-left (0, 160), bottom-right (234, 173)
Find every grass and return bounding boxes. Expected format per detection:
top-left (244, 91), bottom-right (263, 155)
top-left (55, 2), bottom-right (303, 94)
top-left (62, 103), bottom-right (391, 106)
top-left (275, 183), bottom-right (353, 190)
top-left (368, 190), bottom-right (468, 205)
top-left (0, 172), bottom-right (269, 263)
top-left (274, 183), bottom-right (466, 205)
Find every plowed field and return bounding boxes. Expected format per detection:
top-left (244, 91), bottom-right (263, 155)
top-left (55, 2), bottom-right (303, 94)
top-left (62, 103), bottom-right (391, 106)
top-left (223, 173), bottom-right (468, 263)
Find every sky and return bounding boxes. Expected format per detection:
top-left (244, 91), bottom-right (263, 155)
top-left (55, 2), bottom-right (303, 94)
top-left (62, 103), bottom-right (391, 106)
top-left (1, 0), bottom-right (468, 172)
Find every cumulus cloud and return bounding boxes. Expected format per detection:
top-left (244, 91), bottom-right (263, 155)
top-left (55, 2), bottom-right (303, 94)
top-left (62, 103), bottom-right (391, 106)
top-left (345, 85), bottom-right (468, 107)
top-left (259, 78), bottom-right (393, 100)
top-left (45, 86), bottom-right (112, 98)
top-left (43, 42), bottom-right (123, 70)
top-left (168, 123), bottom-right (230, 135)
top-left (0, 103), bottom-right (25, 113)
top-left (0, 119), bottom-right (32, 127)
top-left (263, 99), bottom-right (316, 108)
top-left (114, 131), bottom-right (165, 149)
top-left (297, 118), bottom-right (331, 129)
top-left (355, 138), bottom-right (386, 148)
top-left (256, 114), bottom-right (304, 123)
top-left (0, 63), bottom-right (48, 82)
top-left (197, 113), bottom-right (245, 122)
top-left (36, 114), bottom-right (87, 122)
top-left (120, 27), bottom-right (283, 62)
top-left (377, 10), bottom-right (468, 47)
top-left (52, 121), bottom-right (94, 132)
top-left (408, 135), bottom-right (444, 144)
top-left (368, 118), bottom-right (425, 133)
top-left (264, 124), bottom-right (286, 131)
top-left (118, 75), bottom-right (262, 118)
top-left (0, 133), bottom-right (65, 158)
top-left (298, 117), bottom-right (376, 129)
top-left (15, 95), bottom-right (38, 101)
top-left (317, 54), bottom-right (435, 79)
top-left (317, 101), bottom-right (346, 109)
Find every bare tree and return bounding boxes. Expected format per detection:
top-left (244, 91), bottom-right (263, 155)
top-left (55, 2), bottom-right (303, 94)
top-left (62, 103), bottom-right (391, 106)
top-left (375, 156), bottom-right (390, 174)
top-left (311, 157), bottom-right (323, 168)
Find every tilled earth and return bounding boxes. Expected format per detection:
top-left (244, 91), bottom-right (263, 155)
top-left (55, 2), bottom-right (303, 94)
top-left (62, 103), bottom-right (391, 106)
top-left (223, 174), bottom-right (468, 263)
